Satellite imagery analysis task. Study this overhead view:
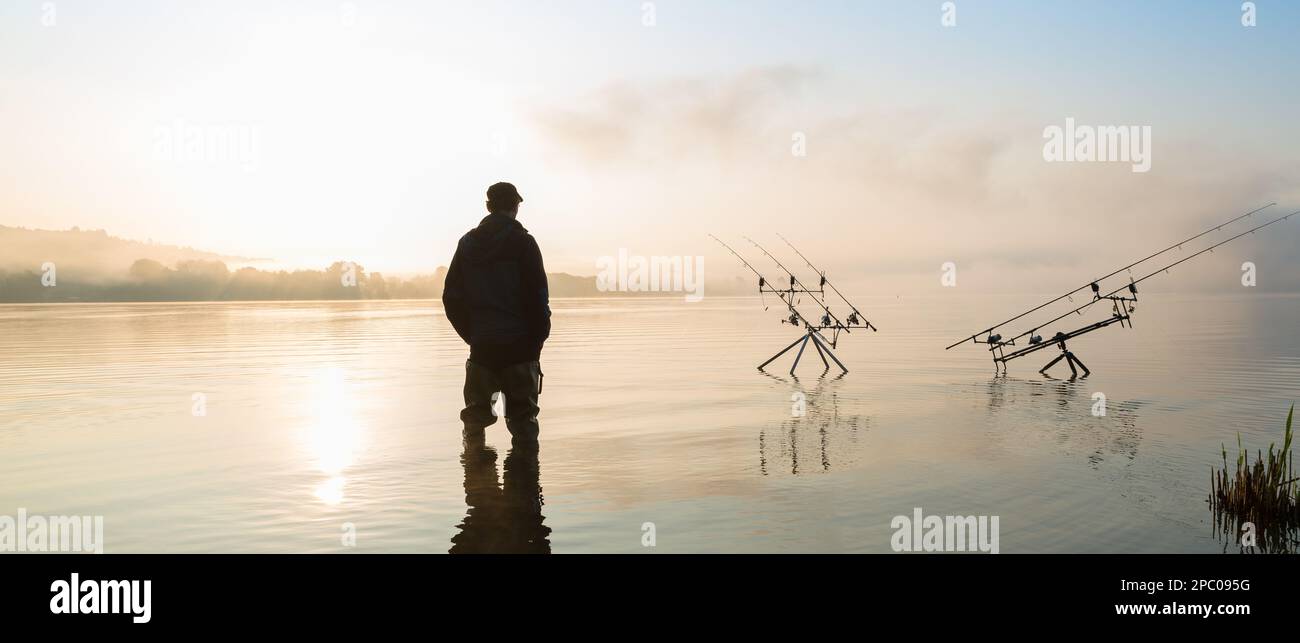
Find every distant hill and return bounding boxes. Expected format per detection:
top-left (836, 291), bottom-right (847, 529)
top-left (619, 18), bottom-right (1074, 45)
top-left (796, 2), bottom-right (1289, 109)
top-left (0, 225), bottom-right (254, 281)
top-left (0, 226), bottom-right (737, 302)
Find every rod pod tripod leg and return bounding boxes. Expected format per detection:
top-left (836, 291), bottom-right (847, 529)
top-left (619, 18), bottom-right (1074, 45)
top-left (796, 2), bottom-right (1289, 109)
top-left (1040, 341), bottom-right (1091, 379)
top-left (809, 331), bottom-right (849, 374)
top-left (1065, 351), bottom-right (1091, 377)
top-left (1040, 352), bottom-right (1067, 375)
top-left (789, 334), bottom-right (811, 375)
top-left (758, 329), bottom-right (850, 375)
top-left (759, 335), bottom-right (807, 371)
top-left (810, 334), bottom-right (831, 371)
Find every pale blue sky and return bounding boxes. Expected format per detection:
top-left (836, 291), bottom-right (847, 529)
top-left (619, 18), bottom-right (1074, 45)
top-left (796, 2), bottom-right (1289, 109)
top-left (2, 1), bottom-right (1296, 289)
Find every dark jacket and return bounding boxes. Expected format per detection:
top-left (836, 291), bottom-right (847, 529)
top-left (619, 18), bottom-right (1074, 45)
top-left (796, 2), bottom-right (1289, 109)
top-left (442, 213), bottom-right (551, 368)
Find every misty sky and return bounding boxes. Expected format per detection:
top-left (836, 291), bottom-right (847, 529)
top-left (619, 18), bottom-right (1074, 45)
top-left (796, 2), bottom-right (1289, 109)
top-left (2, 1), bottom-right (1298, 292)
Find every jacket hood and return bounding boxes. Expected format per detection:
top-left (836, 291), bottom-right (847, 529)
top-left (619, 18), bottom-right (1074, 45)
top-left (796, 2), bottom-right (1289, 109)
top-left (463, 213), bottom-right (526, 262)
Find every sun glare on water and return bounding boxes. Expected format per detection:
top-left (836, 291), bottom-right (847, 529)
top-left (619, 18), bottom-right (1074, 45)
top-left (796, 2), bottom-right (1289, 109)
top-left (303, 367), bottom-right (364, 506)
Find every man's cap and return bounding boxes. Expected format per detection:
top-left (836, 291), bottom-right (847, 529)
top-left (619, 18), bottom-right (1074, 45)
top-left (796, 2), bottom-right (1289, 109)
top-left (486, 182), bottom-right (523, 205)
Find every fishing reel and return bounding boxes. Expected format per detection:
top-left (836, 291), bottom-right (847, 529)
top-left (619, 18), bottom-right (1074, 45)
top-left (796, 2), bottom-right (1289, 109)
top-left (1029, 330), bottom-right (1042, 345)
top-left (846, 311), bottom-right (860, 326)
top-left (987, 333), bottom-right (1003, 345)
top-left (1090, 282), bottom-right (1100, 299)
top-left (1103, 293), bottom-right (1136, 316)
top-left (821, 313), bottom-right (832, 326)
top-left (784, 312), bottom-right (800, 326)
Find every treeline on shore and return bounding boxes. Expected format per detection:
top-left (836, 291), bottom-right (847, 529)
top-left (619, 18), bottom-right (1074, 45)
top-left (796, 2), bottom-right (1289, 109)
top-left (0, 259), bottom-right (443, 302)
top-left (0, 259), bottom-right (621, 303)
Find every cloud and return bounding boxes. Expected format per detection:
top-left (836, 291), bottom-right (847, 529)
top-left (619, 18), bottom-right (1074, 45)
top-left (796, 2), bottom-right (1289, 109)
top-left (531, 66), bottom-right (820, 165)
top-left (527, 68), bottom-right (1300, 292)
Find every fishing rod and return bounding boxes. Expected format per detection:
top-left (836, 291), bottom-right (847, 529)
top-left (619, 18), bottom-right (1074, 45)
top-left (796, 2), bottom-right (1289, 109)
top-left (777, 233), bottom-right (877, 332)
top-left (709, 234), bottom-right (856, 375)
top-left (709, 234), bottom-right (801, 321)
top-left (944, 202), bottom-right (1277, 350)
top-left (1018, 207), bottom-right (1297, 338)
top-left (972, 208), bottom-right (1297, 376)
top-left (744, 236), bottom-right (853, 341)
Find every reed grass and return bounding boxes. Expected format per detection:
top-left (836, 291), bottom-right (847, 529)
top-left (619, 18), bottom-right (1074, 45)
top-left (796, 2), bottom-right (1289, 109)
top-left (1210, 404), bottom-right (1299, 531)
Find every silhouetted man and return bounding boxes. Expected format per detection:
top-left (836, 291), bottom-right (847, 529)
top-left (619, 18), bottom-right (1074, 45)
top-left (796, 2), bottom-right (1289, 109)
top-left (442, 182), bottom-right (550, 442)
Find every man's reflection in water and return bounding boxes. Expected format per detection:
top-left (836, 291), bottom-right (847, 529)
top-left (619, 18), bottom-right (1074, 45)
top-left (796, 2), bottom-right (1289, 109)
top-left (449, 433), bottom-right (551, 554)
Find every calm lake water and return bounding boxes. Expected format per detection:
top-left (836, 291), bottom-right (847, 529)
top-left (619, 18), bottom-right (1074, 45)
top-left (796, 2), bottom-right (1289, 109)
top-left (1, 294), bottom-right (1297, 553)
